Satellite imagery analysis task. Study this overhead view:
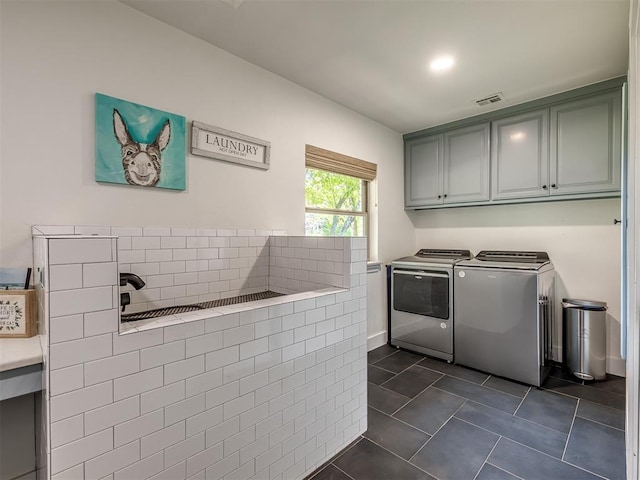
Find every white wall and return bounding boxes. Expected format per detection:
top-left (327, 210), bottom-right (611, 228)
top-left (366, 267), bottom-right (387, 350)
top-left (410, 197), bottom-right (624, 376)
top-left (2, 1), bottom-right (623, 374)
top-left (0, 0), bottom-right (414, 270)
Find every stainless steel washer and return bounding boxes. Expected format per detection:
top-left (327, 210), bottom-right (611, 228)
top-left (454, 251), bottom-right (554, 386)
top-left (390, 249), bottom-right (473, 362)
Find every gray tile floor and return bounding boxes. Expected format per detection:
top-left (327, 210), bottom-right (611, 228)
top-left (307, 345), bottom-right (626, 480)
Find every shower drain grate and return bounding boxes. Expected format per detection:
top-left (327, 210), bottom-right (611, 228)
top-left (121, 290), bottom-right (285, 322)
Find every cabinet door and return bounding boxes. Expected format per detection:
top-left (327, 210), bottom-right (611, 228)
top-left (491, 109), bottom-right (549, 200)
top-left (443, 123), bottom-right (490, 203)
top-left (404, 134), bottom-right (444, 207)
top-left (550, 90), bottom-right (622, 195)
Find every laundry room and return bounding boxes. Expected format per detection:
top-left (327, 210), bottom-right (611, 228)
top-left (0, 1), bottom-right (633, 480)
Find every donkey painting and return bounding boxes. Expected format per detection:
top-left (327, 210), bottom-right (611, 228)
top-left (113, 109), bottom-right (171, 187)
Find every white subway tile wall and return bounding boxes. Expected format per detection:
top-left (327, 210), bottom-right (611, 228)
top-left (35, 232), bottom-right (367, 480)
top-left (35, 227), bottom-right (357, 320)
top-left (115, 228), bottom-right (274, 314)
top-left (268, 236), bottom-right (352, 293)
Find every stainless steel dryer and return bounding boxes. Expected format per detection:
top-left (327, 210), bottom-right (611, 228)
top-left (390, 249), bottom-right (473, 362)
top-left (454, 251), bottom-right (554, 386)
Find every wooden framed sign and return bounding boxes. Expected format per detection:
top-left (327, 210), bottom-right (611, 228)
top-left (0, 290), bottom-right (37, 338)
top-left (191, 121), bottom-right (270, 170)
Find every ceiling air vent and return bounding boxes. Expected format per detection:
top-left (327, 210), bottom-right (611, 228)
top-left (475, 92), bottom-right (505, 107)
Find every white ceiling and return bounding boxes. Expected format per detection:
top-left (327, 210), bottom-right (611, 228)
top-left (122, 0), bottom-right (630, 134)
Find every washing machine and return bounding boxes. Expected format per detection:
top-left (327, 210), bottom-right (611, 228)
top-left (454, 250), bottom-right (554, 386)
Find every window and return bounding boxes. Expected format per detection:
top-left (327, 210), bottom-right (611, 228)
top-left (305, 168), bottom-right (367, 236)
top-left (304, 145), bottom-right (377, 240)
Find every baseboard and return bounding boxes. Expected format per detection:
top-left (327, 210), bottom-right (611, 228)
top-left (552, 344), bottom-right (626, 377)
top-left (608, 356), bottom-right (626, 377)
top-left (367, 331), bottom-right (387, 351)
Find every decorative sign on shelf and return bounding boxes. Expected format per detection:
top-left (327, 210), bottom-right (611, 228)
top-left (0, 290), bottom-right (37, 338)
top-left (191, 121), bottom-right (270, 170)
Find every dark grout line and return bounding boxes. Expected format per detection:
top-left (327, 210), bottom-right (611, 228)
top-left (314, 436), bottom-right (364, 475)
top-left (490, 436), bottom-right (611, 480)
top-left (513, 386), bottom-right (532, 416)
top-left (359, 435), bottom-right (445, 480)
top-left (368, 362), bottom-right (400, 375)
top-left (368, 347), bottom-right (402, 366)
top-left (562, 399), bottom-right (580, 461)
top-left (368, 403), bottom-right (433, 437)
top-left (359, 352), bottom-right (626, 480)
top-left (574, 413), bottom-right (626, 432)
top-left (330, 462), bottom-right (358, 480)
top-left (542, 383), bottom-right (626, 411)
top-left (370, 358), bottom-right (435, 406)
top-left (455, 398), bottom-right (572, 442)
top-left (407, 398), bottom-right (469, 464)
top-left (383, 374), bottom-right (446, 412)
top-left (560, 458), bottom-right (611, 480)
top-left (485, 460), bottom-right (527, 480)
top-left (413, 361), bottom-right (490, 385)
top-left (472, 435), bottom-right (502, 480)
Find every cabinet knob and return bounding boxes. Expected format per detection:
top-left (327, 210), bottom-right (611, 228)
top-left (551, 184), bottom-right (557, 189)
top-left (542, 185), bottom-right (548, 190)
top-left (443, 194), bottom-right (447, 198)
top-left (437, 195), bottom-right (442, 199)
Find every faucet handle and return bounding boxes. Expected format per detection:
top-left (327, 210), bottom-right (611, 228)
top-left (120, 292), bottom-right (130, 312)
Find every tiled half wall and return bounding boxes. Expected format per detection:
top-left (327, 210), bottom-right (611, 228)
top-left (32, 232), bottom-right (367, 480)
top-left (32, 226), bottom-right (357, 315)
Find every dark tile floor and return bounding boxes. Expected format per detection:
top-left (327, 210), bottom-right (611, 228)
top-left (307, 345), bottom-right (626, 480)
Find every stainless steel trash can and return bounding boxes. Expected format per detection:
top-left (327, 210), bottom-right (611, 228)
top-left (562, 299), bottom-right (607, 381)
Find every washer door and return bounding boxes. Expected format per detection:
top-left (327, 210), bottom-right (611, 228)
top-left (391, 269), bottom-right (452, 355)
top-left (393, 269), bottom-right (449, 319)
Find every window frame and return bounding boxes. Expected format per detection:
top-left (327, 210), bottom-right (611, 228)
top-left (304, 145), bottom-right (377, 251)
top-left (305, 170), bottom-right (369, 238)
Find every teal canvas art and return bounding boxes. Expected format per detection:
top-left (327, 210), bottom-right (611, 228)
top-left (95, 93), bottom-right (186, 190)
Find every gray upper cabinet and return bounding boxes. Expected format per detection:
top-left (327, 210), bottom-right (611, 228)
top-left (403, 78), bottom-right (624, 210)
top-left (404, 124), bottom-right (490, 207)
top-left (550, 91), bottom-right (622, 195)
top-left (491, 109), bottom-right (549, 200)
top-left (443, 123), bottom-right (490, 203)
top-left (405, 134), bottom-right (443, 207)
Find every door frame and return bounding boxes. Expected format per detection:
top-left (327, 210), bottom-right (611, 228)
top-left (627, 2), bottom-right (639, 478)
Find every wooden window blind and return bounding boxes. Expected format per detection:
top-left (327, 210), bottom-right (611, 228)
top-left (305, 145), bottom-right (377, 181)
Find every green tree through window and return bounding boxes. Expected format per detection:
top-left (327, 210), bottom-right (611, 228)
top-left (305, 168), bottom-right (366, 236)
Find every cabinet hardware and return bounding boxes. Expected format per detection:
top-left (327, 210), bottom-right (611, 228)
top-left (551, 184), bottom-right (557, 189)
top-left (542, 185), bottom-right (548, 190)
top-left (614, 219), bottom-right (622, 225)
top-left (443, 194), bottom-right (447, 198)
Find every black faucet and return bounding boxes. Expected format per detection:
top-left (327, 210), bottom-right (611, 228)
top-left (120, 273), bottom-right (145, 312)
top-left (120, 273), bottom-right (145, 290)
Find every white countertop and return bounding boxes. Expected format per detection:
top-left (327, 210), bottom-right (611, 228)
top-left (0, 336), bottom-right (43, 372)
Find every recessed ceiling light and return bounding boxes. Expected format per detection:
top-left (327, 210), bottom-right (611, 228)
top-left (430, 56), bottom-right (455, 72)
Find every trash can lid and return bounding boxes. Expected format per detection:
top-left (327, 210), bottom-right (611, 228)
top-left (562, 298), bottom-right (607, 310)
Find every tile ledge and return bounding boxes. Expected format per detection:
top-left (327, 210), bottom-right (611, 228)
top-left (118, 287), bottom-right (347, 335)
